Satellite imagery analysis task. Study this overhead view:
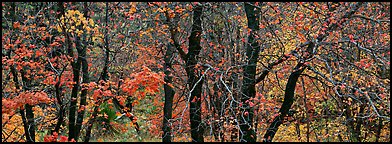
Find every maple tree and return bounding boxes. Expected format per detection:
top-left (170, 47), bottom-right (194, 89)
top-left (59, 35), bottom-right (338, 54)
top-left (2, 2), bottom-right (390, 142)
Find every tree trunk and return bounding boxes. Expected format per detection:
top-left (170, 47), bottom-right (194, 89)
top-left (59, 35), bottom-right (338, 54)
top-left (100, 2), bottom-right (110, 82)
top-left (75, 2), bottom-right (90, 140)
top-left (51, 2), bottom-right (66, 135)
top-left (162, 43), bottom-right (175, 142)
top-left (24, 104), bottom-right (35, 142)
top-left (239, 2), bottom-right (260, 142)
top-left (68, 31), bottom-right (82, 142)
top-left (11, 65), bottom-right (35, 142)
top-left (263, 64), bottom-right (306, 142)
top-left (185, 4), bottom-right (204, 142)
top-left (52, 76), bottom-right (65, 134)
top-left (375, 117), bottom-right (382, 142)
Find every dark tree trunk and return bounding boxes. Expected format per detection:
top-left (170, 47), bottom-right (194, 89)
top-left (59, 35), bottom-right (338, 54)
top-left (100, 2), bottom-right (110, 81)
top-left (20, 65), bottom-right (36, 142)
top-left (185, 4), bottom-right (204, 142)
top-left (68, 52), bottom-right (81, 140)
top-left (239, 2), bottom-right (260, 142)
top-left (161, 8), bottom-right (179, 142)
top-left (60, 2), bottom-right (80, 140)
top-left (263, 64), bottom-right (306, 142)
top-left (24, 104), bottom-right (35, 142)
top-left (51, 2), bottom-right (66, 135)
top-left (11, 64), bottom-right (34, 142)
top-left (52, 74), bottom-right (65, 134)
top-left (21, 70), bottom-right (35, 142)
top-left (375, 117), bottom-right (382, 142)
top-left (75, 2), bottom-right (90, 140)
top-left (162, 44), bottom-right (175, 142)
top-left (68, 32), bottom-right (82, 142)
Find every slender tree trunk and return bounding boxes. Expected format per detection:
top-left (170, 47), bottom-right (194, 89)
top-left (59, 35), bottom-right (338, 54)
top-left (19, 67), bottom-right (36, 142)
top-left (61, 2), bottom-right (81, 140)
top-left (75, 2), bottom-right (90, 140)
top-left (21, 70), bottom-right (35, 142)
top-left (263, 64), bottom-right (306, 142)
top-left (11, 63), bottom-right (34, 142)
top-left (100, 2), bottom-right (110, 81)
top-left (161, 8), bottom-right (178, 142)
top-left (162, 43), bottom-right (175, 142)
top-left (162, 5), bottom-right (205, 141)
top-left (51, 2), bottom-right (66, 135)
top-left (239, 2), bottom-right (260, 142)
top-left (24, 104), bottom-right (35, 142)
top-left (375, 117), bottom-right (382, 142)
top-left (53, 73), bottom-right (65, 134)
top-left (68, 33), bottom-right (82, 142)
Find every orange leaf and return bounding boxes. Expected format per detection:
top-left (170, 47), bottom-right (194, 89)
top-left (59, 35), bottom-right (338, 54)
top-left (13, 22), bottom-right (20, 29)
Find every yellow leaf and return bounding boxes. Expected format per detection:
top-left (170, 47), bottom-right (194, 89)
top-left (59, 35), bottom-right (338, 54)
top-left (130, 6), bottom-right (136, 14)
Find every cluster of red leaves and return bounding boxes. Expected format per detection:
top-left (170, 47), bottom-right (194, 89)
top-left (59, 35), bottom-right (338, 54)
top-left (2, 91), bottom-right (51, 115)
top-left (43, 132), bottom-right (75, 142)
top-left (85, 80), bottom-right (116, 101)
top-left (17, 91), bottom-right (51, 106)
top-left (2, 98), bottom-right (18, 115)
top-left (121, 66), bottom-right (164, 100)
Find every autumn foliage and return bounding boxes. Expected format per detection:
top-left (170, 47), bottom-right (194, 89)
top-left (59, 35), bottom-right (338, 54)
top-left (2, 2), bottom-right (390, 142)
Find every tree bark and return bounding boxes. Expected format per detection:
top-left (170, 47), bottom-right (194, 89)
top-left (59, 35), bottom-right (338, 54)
top-left (163, 4), bottom-right (204, 142)
top-left (161, 8), bottom-right (178, 142)
top-left (75, 2), bottom-right (90, 140)
top-left (263, 64), bottom-right (306, 142)
top-left (67, 30), bottom-right (82, 142)
top-left (52, 72), bottom-right (65, 134)
top-left (239, 2), bottom-right (260, 142)
top-left (162, 43), bottom-right (175, 142)
top-left (100, 2), bottom-right (110, 81)
top-left (375, 117), bottom-right (382, 142)
top-left (51, 2), bottom-right (66, 135)
top-left (21, 70), bottom-right (35, 142)
top-left (60, 2), bottom-right (81, 140)
top-left (185, 4), bottom-right (204, 142)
